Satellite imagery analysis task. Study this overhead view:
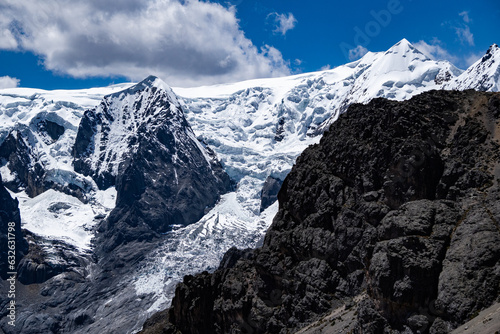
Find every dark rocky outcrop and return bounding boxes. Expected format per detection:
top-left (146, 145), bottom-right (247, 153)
top-left (36, 119), bottom-right (65, 142)
top-left (141, 90), bottom-right (500, 334)
top-left (0, 124), bottom-right (92, 201)
top-left (260, 176), bottom-right (283, 212)
top-left (16, 231), bottom-right (88, 285)
top-left (0, 174), bottom-right (28, 280)
top-left (0, 126), bottom-right (46, 197)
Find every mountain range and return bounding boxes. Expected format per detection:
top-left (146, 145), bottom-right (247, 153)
top-left (0, 39), bottom-right (499, 333)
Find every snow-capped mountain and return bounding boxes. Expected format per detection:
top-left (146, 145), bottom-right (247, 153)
top-left (176, 39), bottom-right (464, 204)
top-left (0, 84), bottom-right (130, 196)
top-left (75, 76), bottom-right (232, 252)
top-left (0, 39), bottom-right (498, 334)
top-left (74, 76), bottom-right (185, 189)
top-left (446, 43), bottom-right (500, 91)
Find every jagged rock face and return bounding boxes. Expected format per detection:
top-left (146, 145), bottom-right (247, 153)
top-left (0, 175), bottom-right (28, 280)
top-left (73, 76), bottom-right (233, 251)
top-left (142, 90), bottom-right (500, 334)
top-left (37, 120), bottom-right (65, 142)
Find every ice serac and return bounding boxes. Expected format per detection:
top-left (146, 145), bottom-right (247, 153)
top-left (447, 44), bottom-right (500, 92)
top-left (73, 76), bottom-right (232, 251)
top-left (0, 119), bottom-right (93, 200)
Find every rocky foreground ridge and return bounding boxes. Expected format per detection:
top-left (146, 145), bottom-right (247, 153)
top-left (141, 90), bottom-right (500, 334)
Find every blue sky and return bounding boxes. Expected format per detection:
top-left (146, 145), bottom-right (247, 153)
top-left (0, 0), bottom-right (498, 89)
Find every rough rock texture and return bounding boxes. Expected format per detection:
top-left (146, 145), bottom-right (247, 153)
top-left (16, 231), bottom-right (88, 285)
top-left (0, 126), bottom-right (47, 197)
top-left (141, 90), bottom-right (500, 334)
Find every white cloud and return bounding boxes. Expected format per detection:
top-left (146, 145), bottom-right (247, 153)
top-left (413, 39), bottom-right (459, 64)
top-left (0, 15), bottom-right (18, 49)
top-left (0, 0), bottom-right (291, 86)
top-left (0, 76), bottom-right (20, 89)
top-left (294, 59), bottom-right (303, 66)
top-left (320, 64), bottom-right (331, 71)
top-left (452, 12), bottom-right (474, 46)
top-left (459, 11), bottom-right (470, 23)
top-left (348, 45), bottom-right (368, 61)
top-left (455, 25), bottom-right (474, 46)
top-left (413, 39), bottom-right (487, 69)
top-left (270, 12), bottom-right (297, 36)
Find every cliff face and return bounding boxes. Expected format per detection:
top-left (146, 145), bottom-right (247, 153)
top-left (0, 175), bottom-right (28, 281)
top-left (141, 90), bottom-right (500, 334)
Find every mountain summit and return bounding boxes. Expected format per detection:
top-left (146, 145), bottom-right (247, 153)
top-left (73, 75), bottom-right (182, 189)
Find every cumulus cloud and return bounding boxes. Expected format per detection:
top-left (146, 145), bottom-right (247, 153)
top-left (413, 39), bottom-right (486, 69)
top-left (348, 45), bottom-right (368, 61)
top-left (0, 0), bottom-right (291, 86)
top-left (0, 15), bottom-right (17, 50)
top-left (269, 12), bottom-right (297, 36)
top-left (413, 39), bottom-right (459, 64)
top-left (0, 76), bottom-right (20, 89)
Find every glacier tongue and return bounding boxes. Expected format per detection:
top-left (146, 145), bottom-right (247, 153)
top-left (133, 193), bottom-right (278, 313)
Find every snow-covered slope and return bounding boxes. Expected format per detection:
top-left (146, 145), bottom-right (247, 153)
top-left (12, 187), bottom-right (116, 250)
top-left (0, 84), bottom-right (132, 170)
top-left (446, 44), bottom-right (500, 91)
top-left (1, 39), bottom-right (499, 333)
top-left (73, 75), bottom-right (188, 189)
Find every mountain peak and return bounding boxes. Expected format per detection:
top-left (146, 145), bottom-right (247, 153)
top-left (445, 44), bottom-right (499, 92)
top-left (398, 38), bottom-right (411, 46)
top-left (138, 75), bottom-right (170, 90)
top-left (385, 38), bottom-right (429, 60)
top-left (390, 38), bottom-right (413, 51)
top-left (482, 43), bottom-right (500, 62)
top-left (108, 75), bottom-right (178, 104)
